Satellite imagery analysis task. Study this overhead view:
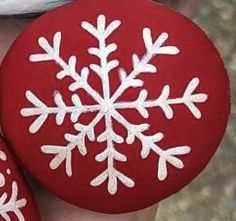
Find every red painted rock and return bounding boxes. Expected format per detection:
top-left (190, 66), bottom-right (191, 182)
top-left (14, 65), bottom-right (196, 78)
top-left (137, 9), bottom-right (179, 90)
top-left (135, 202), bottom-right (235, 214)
top-left (0, 0), bottom-right (230, 213)
top-left (0, 138), bottom-right (39, 220)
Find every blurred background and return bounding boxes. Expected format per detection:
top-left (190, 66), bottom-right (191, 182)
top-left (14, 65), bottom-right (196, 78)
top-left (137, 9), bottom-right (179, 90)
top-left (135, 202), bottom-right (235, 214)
top-left (156, 0), bottom-right (236, 221)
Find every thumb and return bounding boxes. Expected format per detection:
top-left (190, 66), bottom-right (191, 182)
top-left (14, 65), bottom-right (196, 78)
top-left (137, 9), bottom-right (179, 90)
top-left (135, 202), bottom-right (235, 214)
top-left (36, 188), bottom-right (158, 221)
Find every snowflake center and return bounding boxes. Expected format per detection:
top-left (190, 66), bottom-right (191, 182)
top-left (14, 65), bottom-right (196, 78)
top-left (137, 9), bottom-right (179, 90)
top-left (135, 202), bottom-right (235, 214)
top-left (101, 99), bottom-right (114, 114)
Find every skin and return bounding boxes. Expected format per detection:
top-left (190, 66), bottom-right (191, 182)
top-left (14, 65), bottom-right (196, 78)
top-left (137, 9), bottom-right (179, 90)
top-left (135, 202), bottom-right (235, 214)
top-left (0, 1), bottom-right (204, 220)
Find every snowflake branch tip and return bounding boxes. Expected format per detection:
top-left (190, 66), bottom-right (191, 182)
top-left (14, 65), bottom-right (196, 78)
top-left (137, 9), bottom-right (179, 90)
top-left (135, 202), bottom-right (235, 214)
top-left (41, 143), bottom-right (74, 177)
top-left (90, 169), bottom-right (135, 195)
top-left (158, 146), bottom-right (191, 181)
top-left (143, 28), bottom-right (179, 55)
top-left (30, 32), bottom-right (61, 62)
top-left (81, 14), bottom-right (121, 41)
top-left (183, 77), bottom-right (208, 118)
top-left (20, 90), bottom-right (49, 134)
top-left (157, 77), bottom-right (208, 119)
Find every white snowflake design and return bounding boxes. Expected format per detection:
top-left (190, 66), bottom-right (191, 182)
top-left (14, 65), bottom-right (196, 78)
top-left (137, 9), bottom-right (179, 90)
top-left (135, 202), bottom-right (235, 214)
top-left (0, 151), bottom-right (27, 221)
top-left (20, 14), bottom-right (208, 195)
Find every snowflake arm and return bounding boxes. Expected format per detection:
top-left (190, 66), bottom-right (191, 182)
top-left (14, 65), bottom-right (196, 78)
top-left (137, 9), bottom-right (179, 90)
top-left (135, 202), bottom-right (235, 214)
top-left (114, 77), bottom-right (208, 119)
top-left (41, 111), bottom-right (104, 177)
top-left (0, 181), bottom-right (27, 221)
top-left (111, 28), bottom-right (180, 103)
top-left (20, 90), bottom-right (101, 133)
top-left (90, 113), bottom-right (135, 195)
top-left (82, 16), bottom-right (135, 194)
top-left (111, 109), bottom-right (191, 181)
top-left (29, 32), bottom-right (104, 104)
top-left (81, 14), bottom-right (120, 100)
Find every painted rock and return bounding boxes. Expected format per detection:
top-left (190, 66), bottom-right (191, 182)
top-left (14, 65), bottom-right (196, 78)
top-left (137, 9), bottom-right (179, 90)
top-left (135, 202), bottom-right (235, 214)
top-left (0, 138), bottom-right (39, 220)
top-left (0, 0), bottom-right (230, 213)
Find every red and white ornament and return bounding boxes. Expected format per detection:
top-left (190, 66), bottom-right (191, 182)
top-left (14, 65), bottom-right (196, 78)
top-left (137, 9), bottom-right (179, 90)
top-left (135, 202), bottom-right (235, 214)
top-left (0, 138), bottom-right (39, 220)
top-left (0, 0), bottom-right (230, 213)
